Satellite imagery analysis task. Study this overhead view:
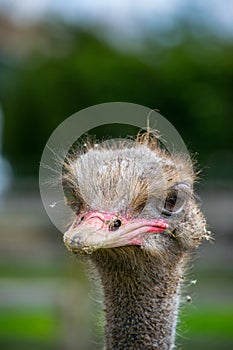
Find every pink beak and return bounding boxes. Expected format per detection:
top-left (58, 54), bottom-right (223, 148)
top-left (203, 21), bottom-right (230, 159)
top-left (64, 211), bottom-right (168, 253)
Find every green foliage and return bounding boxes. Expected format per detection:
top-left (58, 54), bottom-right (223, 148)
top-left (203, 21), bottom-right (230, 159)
top-left (0, 24), bottom-right (233, 177)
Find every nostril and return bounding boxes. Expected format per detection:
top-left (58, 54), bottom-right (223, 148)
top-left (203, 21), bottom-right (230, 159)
top-left (70, 234), bottom-right (82, 246)
top-left (109, 219), bottom-right (122, 231)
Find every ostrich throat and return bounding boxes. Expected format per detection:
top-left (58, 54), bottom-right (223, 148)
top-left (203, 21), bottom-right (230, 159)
top-left (93, 248), bottom-right (184, 350)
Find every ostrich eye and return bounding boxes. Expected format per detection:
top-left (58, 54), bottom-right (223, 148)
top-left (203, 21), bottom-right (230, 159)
top-left (109, 219), bottom-right (122, 231)
top-left (164, 189), bottom-right (178, 213)
top-left (161, 183), bottom-right (189, 217)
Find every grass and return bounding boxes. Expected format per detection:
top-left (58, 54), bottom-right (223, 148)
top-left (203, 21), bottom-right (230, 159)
top-left (0, 261), bottom-right (232, 349)
top-left (0, 308), bottom-right (59, 340)
top-left (0, 262), bottom-right (67, 279)
top-left (184, 306), bottom-right (233, 338)
top-left (176, 305), bottom-right (233, 350)
top-left (0, 305), bottom-right (232, 346)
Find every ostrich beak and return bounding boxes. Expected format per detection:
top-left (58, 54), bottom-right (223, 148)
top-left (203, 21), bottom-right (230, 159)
top-left (63, 211), bottom-right (168, 253)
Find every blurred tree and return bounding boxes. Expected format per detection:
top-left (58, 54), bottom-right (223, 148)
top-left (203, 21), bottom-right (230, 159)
top-left (0, 23), bottom-right (232, 178)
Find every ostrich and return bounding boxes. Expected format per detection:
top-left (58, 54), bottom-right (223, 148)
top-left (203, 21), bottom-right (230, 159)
top-left (62, 132), bottom-right (210, 350)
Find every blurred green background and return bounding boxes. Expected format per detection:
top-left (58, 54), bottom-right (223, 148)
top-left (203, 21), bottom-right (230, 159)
top-left (0, 1), bottom-right (232, 349)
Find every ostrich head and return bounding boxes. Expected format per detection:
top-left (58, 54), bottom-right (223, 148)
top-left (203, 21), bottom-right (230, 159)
top-left (63, 133), bottom-right (209, 261)
top-left (61, 131), bottom-right (210, 350)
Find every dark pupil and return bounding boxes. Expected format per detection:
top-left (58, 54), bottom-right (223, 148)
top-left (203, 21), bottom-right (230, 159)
top-left (164, 190), bottom-right (178, 213)
top-left (109, 219), bottom-right (121, 231)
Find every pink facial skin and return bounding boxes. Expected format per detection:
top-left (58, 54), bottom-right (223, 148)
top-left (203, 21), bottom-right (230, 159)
top-left (64, 211), bottom-right (168, 252)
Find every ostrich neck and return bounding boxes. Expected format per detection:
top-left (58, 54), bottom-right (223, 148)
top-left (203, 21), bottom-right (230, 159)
top-left (93, 249), bottom-right (184, 350)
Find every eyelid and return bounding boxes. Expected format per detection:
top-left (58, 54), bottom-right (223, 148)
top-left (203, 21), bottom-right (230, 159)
top-left (172, 182), bottom-right (191, 190)
top-left (161, 182), bottom-right (191, 216)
